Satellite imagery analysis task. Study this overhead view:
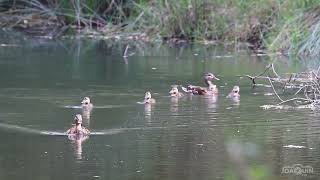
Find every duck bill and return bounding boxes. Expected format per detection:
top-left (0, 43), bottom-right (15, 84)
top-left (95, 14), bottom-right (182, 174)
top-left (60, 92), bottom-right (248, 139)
top-left (213, 76), bottom-right (220, 81)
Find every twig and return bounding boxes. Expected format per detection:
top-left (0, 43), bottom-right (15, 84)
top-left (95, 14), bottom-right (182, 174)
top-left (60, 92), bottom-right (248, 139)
top-left (259, 64), bottom-right (272, 77)
top-left (277, 97), bottom-right (311, 105)
top-left (282, 73), bottom-right (293, 92)
top-left (267, 77), bottom-right (283, 102)
top-left (123, 44), bottom-right (130, 58)
top-left (303, 86), bottom-right (312, 101)
top-left (316, 65), bottom-right (320, 75)
top-left (294, 84), bottom-right (307, 95)
top-left (271, 63), bottom-right (280, 78)
top-left (245, 64), bottom-right (272, 85)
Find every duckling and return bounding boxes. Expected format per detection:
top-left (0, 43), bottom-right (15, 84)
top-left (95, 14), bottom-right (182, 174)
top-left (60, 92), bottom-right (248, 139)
top-left (227, 86), bottom-right (240, 98)
top-left (81, 97), bottom-right (93, 110)
top-left (80, 97), bottom-right (92, 126)
top-left (169, 86), bottom-right (184, 97)
top-left (66, 114), bottom-right (90, 135)
top-left (182, 73), bottom-right (219, 95)
top-left (143, 91), bottom-right (156, 104)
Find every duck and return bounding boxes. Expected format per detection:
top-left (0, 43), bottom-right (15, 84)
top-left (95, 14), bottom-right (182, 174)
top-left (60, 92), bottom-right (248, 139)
top-left (143, 91), bottom-right (156, 104)
top-left (169, 86), bottom-right (184, 97)
top-left (80, 97), bottom-right (93, 125)
top-left (81, 97), bottom-right (93, 110)
top-left (227, 86), bottom-right (240, 98)
top-left (181, 73), bottom-right (219, 95)
top-left (66, 114), bottom-right (90, 136)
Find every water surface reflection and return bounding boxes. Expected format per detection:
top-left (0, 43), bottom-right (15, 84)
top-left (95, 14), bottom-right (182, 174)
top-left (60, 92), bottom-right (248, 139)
top-left (0, 37), bottom-right (319, 179)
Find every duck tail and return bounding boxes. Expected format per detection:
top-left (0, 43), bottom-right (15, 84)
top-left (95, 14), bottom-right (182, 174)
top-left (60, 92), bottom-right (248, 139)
top-left (180, 86), bottom-right (189, 93)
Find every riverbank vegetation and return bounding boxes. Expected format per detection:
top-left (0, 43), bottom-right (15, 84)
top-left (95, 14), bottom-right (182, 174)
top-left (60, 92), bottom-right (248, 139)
top-left (0, 0), bottom-right (320, 56)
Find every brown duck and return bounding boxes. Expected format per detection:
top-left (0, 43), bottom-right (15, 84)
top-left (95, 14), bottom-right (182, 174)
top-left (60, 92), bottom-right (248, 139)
top-left (181, 73), bottom-right (219, 95)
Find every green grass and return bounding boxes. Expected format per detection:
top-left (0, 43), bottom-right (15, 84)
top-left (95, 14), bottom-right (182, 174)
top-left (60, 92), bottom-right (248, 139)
top-left (1, 0), bottom-right (320, 56)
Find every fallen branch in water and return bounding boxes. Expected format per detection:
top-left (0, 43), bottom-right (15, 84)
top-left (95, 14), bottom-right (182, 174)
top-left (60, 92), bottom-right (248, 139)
top-left (246, 63), bottom-right (320, 109)
top-left (122, 44), bottom-right (135, 58)
top-left (123, 44), bottom-right (130, 58)
top-left (245, 64), bottom-right (272, 85)
top-left (267, 77), bottom-right (283, 102)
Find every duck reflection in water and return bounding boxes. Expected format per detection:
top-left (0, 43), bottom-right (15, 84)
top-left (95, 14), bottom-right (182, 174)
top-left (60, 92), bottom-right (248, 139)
top-left (68, 132), bottom-right (89, 160)
top-left (66, 114), bottom-right (90, 160)
top-left (144, 103), bottom-right (154, 123)
top-left (170, 96), bottom-right (179, 114)
top-left (205, 94), bottom-right (218, 110)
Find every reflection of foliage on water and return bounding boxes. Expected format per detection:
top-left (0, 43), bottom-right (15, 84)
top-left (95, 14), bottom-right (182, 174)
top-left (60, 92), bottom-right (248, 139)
top-left (225, 165), bottom-right (271, 180)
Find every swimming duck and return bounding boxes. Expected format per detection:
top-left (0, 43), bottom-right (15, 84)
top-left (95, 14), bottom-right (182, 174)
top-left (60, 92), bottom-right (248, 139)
top-left (66, 114), bottom-right (90, 135)
top-left (227, 86), bottom-right (240, 98)
top-left (144, 91), bottom-right (156, 104)
top-left (181, 73), bottom-right (219, 95)
top-left (80, 97), bottom-right (92, 126)
top-left (81, 97), bottom-right (93, 110)
top-left (169, 86), bottom-right (184, 97)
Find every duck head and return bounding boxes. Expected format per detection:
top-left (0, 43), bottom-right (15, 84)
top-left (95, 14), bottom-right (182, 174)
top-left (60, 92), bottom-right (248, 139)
top-left (227, 86), bottom-right (240, 98)
top-left (74, 114), bottom-right (83, 125)
top-left (204, 73), bottom-right (220, 81)
top-left (169, 87), bottom-right (180, 97)
top-left (144, 91), bottom-right (156, 104)
top-left (144, 91), bottom-right (152, 100)
top-left (232, 86), bottom-right (240, 94)
top-left (81, 97), bottom-right (91, 105)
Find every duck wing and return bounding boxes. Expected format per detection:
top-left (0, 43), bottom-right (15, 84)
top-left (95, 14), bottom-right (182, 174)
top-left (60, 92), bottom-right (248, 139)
top-left (192, 87), bottom-right (207, 95)
top-left (181, 85), bottom-right (194, 93)
top-left (181, 85), bottom-right (207, 95)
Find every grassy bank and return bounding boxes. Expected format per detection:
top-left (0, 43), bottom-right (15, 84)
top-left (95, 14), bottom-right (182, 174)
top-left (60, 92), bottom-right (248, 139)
top-left (0, 0), bottom-right (320, 56)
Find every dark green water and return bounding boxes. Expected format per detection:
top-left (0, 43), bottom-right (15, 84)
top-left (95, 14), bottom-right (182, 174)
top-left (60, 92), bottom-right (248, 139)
top-left (0, 36), bottom-right (319, 180)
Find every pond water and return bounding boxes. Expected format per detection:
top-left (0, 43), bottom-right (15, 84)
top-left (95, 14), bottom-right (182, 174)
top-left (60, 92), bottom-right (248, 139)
top-left (0, 34), bottom-right (319, 180)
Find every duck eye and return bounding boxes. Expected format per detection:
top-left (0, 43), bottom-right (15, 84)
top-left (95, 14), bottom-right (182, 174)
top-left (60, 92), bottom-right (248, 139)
top-left (85, 102), bottom-right (88, 105)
